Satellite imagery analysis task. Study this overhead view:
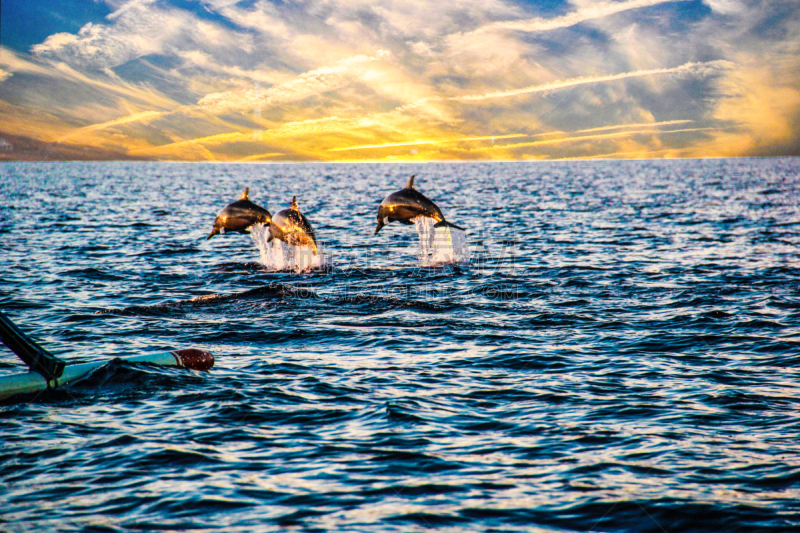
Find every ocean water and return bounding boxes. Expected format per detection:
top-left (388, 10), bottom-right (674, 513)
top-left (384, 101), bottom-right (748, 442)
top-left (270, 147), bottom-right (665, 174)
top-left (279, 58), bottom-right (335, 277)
top-left (1, 159), bottom-right (799, 532)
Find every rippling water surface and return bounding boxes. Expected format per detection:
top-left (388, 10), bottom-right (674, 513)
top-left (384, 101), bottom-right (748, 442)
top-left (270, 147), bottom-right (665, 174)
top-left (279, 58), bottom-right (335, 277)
top-left (1, 159), bottom-right (800, 532)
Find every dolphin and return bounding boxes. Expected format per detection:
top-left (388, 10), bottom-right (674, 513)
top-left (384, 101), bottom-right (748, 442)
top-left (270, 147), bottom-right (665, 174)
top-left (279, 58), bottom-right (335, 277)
top-left (207, 188), bottom-right (272, 240)
top-left (268, 196), bottom-right (319, 255)
top-left (375, 175), bottom-right (465, 235)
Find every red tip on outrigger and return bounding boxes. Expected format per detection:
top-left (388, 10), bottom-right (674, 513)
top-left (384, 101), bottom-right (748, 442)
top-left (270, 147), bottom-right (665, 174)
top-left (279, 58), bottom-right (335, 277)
top-left (172, 349), bottom-right (214, 371)
top-left (0, 310), bottom-right (215, 401)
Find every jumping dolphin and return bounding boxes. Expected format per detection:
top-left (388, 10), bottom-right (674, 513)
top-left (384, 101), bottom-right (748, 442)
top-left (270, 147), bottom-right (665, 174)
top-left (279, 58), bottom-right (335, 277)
top-left (207, 188), bottom-right (272, 240)
top-left (268, 196), bottom-right (319, 255)
top-left (375, 175), bottom-right (465, 235)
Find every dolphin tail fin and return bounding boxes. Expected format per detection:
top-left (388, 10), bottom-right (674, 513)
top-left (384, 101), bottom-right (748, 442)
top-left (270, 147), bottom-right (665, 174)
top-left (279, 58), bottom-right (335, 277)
top-left (240, 188), bottom-right (249, 200)
top-left (434, 220), bottom-right (465, 231)
top-left (291, 196), bottom-right (299, 211)
top-left (404, 174), bottom-right (416, 189)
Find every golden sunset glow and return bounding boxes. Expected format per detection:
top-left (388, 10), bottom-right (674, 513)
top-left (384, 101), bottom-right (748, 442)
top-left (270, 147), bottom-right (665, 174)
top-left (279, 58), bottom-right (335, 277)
top-left (1, 0), bottom-right (798, 161)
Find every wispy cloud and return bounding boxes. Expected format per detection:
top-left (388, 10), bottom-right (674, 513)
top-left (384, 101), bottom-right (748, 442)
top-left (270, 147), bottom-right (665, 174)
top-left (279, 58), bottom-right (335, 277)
top-left (451, 61), bottom-right (733, 102)
top-left (58, 110), bottom-right (164, 141)
top-left (238, 152), bottom-right (285, 162)
top-left (576, 147), bottom-right (687, 159)
top-left (476, 0), bottom-right (688, 33)
top-left (574, 119), bottom-right (693, 133)
top-left (702, 0), bottom-right (746, 15)
top-left (1, 47), bottom-right (175, 108)
top-left (197, 51), bottom-right (391, 114)
top-left (131, 131), bottom-right (247, 154)
top-left (475, 126), bottom-right (720, 152)
top-left (328, 134), bottom-right (527, 152)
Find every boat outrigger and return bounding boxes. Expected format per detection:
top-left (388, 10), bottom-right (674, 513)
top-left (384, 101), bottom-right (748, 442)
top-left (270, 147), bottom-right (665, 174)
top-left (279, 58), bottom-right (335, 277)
top-left (0, 310), bottom-right (213, 401)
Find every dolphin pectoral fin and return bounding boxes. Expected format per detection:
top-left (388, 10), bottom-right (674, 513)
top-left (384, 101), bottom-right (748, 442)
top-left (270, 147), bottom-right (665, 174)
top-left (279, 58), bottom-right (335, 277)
top-left (397, 218), bottom-right (414, 225)
top-left (434, 220), bottom-right (465, 231)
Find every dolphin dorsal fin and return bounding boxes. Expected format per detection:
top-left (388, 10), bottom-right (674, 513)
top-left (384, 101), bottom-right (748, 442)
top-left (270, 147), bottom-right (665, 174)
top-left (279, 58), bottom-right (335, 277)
top-left (239, 188), bottom-right (250, 200)
top-left (404, 175), bottom-right (416, 189)
top-left (291, 196), bottom-right (299, 211)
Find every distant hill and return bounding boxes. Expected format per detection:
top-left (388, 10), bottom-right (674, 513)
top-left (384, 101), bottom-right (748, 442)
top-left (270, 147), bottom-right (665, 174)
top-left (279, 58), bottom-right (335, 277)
top-left (0, 133), bottom-right (150, 162)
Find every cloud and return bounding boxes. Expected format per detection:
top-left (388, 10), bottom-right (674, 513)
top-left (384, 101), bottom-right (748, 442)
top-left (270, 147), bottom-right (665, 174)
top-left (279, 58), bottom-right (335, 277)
top-left (0, 46), bottom-right (176, 109)
top-left (32, 1), bottom-right (185, 69)
top-left (702, 0), bottom-right (746, 15)
top-left (574, 119), bottom-right (693, 133)
top-left (476, 0), bottom-right (689, 33)
top-left (328, 133), bottom-right (527, 152)
top-left (239, 152), bottom-right (285, 162)
top-left (58, 110), bottom-right (165, 141)
top-left (31, 0), bottom-right (251, 71)
top-left (177, 51), bottom-right (288, 87)
top-left (210, 0), bottom-right (294, 41)
top-left (1, 46), bottom-right (60, 77)
top-left (474, 126), bottom-right (720, 152)
top-left (309, 0), bottom-right (524, 40)
top-left (705, 62), bottom-right (800, 156)
top-left (450, 61), bottom-right (733, 102)
top-left (197, 51), bottom-right (391, 114)
top-left (30, 32), bottom-right (80, 54)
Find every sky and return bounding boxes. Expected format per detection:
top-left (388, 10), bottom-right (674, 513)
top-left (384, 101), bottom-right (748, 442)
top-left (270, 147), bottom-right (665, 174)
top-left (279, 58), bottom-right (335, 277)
top-left (0, 0), bottom-right (798, 161)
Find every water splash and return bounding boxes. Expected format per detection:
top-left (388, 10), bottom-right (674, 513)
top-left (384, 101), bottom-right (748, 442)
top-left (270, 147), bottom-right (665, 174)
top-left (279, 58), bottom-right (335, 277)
top-left (414, 217), bottom-right (470, 267)
top-left (250, 224), bottom-right (326, 272)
